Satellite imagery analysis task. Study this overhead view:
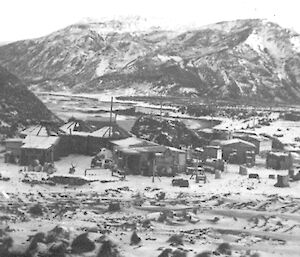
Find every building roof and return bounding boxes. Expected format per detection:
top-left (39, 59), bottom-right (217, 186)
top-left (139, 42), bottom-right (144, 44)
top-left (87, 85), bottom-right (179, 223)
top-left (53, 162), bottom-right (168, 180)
top-left (246, 135), bottom-right (271, 142)
top-left (234, 130), bottom-right (259, 136)
top-left (233, 133), bottom-right (271, 143)
top-left (213, 139), bottom-right (256, 148)
top-left (111, 137), bottom-right (156, 148)
top-left (21, 124), bottom-right (65, 137)
top-left (204, 145), bottom-right (221, 149)
top-left (166, 146), bottom-right (186, 153)
top-left (90, 123), bottom-right (131, 139)
top-left (130, 145), bottom-right (166, 153)
top-left (60, 120), bottom-right (93, 135)
top-left (91, 126), bottom-right (114, 138)
top-left (269, 151), bottom-right (290, 157)
top-left (117, 148), bottom-right (141, 154)
top-left (21, 135), bottom-right (60, 150)
top-left (5, 138), bottom-right (24, 143)
top-left (118, 145), bottom-right (166, 154)
top-left (112, 137), bottom-right (166, 154)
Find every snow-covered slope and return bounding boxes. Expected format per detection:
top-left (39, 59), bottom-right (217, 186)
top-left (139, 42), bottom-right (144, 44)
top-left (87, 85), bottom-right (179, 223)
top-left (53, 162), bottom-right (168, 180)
top-left (0, 18), bottom-right (300, 103)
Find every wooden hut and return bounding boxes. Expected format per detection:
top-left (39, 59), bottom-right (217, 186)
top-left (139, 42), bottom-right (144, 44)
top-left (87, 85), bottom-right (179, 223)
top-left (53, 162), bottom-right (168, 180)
top-left (59, 121), bottom-right (130, 156)
top-left (211, 139), bottom-right (256, 164)
top-left (203, 145), bottom-right (222, 160)
top-left (233, 134), bottom-right (272, 154)
top-left (162, 147), bottom-right (187, 174)
top-left (111, 138), bottom-right (185, 176)
top-left (19, 121), bottom-right (64, 165)
top-left (111, 137), bottom-right (164, 176)
top-left (20, 135), bottom-right (60, 165)
top-left (274, 175), bottom-right (290, 187)
top-left (266, 152), bottom-right (293, 170)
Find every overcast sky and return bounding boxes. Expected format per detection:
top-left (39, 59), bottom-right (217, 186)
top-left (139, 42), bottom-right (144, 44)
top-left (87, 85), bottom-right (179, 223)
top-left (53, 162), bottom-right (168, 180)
top-left (1, 0), bottom-right (300, 42)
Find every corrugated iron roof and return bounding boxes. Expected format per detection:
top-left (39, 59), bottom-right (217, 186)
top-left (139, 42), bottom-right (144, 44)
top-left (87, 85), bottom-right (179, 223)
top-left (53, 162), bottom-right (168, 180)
top-left (5, 138), bottom-right (24, 143)
top-left (111, 137), bottom-right (156, 148)
top-left (21, 124), bottom-right (64, 137)
top-left (60, 120), bottom-right (93, 134)
top-left (91, 126), bottom-right (112, 138)
top-left (130, 145), bottom-right (166, 153)
top-left (216, 139), bottom-right (256, 148)
top-left (21, 136), bottom-right (60, 149)
top-left (166, 146), bottom-right (186, 153)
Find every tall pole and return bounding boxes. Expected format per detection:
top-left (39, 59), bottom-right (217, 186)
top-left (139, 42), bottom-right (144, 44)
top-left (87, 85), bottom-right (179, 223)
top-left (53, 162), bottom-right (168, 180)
top-left (109, 97), bottom-right (113, 137)
top-left (160, 91), bottom-right (163, 121)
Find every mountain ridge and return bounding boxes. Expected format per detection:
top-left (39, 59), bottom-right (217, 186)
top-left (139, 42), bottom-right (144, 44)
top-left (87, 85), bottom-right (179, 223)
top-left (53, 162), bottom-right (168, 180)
top-left (0, 66), bottom-right (60, 136)
top-left (0, 18), bottom-right (300, 103)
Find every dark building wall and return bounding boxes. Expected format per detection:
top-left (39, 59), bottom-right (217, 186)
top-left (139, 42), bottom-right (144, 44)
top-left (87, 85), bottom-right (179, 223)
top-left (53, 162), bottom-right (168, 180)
top-left (203, 146), bottom-right (222, 160)
top-left (266, 153), bottom-right (293, 170)
top-left (59, 135), bottom-right (112, 156)
top-left (222, 143), bottom-right (255, 164)
top-left (20, 147), bottom-right (54, 166)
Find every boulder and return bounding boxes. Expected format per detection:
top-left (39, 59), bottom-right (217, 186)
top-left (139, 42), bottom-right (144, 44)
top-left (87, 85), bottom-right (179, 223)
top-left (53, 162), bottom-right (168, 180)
top-left (167, 234), bottom-right (184, 246)
top-left (274, 175), bottom-right (289, 187)
top-left (28, 204), bottom-right (44, 216)
top-left (158, 248), bottom-right (173, 257)
top-left (97, 240), bottom-right (121, 257)
top-left (215, 170), bottom-right (221, 179)
top-left (239, 165), bottom-right (248, 175)
top-left (172, 249), bottom-right (187, 257)
top-left (45, 225), bottom-right (70, 243)
top-left (48, 241), bottom-right (67, 257)
top-left (215, 242), bottom-right (232, 255)
top-left (130, 231), bottom-right (141, 245)
top-left (195, 251), bottom-right (212, 257)
top-left (108, 202), bottom-right (121, 212)
top-left (27, 232), bottom-right (45, 252)
top-left (71, 233), bottom-right (95, 254)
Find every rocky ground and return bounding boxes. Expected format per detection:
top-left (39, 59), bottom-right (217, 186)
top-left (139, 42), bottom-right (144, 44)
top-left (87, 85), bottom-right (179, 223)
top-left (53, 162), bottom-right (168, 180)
top-left (0, 155), bottom-right (299, 257)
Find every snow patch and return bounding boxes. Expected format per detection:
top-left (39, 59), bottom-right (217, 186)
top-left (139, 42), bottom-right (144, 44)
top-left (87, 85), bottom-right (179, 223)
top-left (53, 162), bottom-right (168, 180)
top-left (0, 120), bottom-right (9, 127)
top-left (290, 36), bottom-right (300, 52)
top-left (244, 33), bottom-right (265, 52)
top-left (156, 55), bottom-right (183, 63)
top-left (96, 59), bottom-right (110, 76)
top-left (178, 87), bottom-right (198, 94)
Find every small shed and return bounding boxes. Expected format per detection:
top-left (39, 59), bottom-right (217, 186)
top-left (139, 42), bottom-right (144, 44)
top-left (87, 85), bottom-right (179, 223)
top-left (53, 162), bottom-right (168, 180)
top-left (165, 146), bottom-right (187, 173)
top-left (111, 137), bottom-right (185, 176)
top-left (212, 139), bottom-right (256, 164)
top-left (20, 136), bottom-right (60, 165)
top-left (233, 134), bottom-right (272, 154)
top-left (203, 145), bottom-right (222, 160)
top-left (266, 152), bottom-right (293, 170)
top-left (211, 128), bottom-right (232, 140)
top-left (59, 122), bottom-right (131, 156)
top-left (111, 137), bottom-right (164, 176)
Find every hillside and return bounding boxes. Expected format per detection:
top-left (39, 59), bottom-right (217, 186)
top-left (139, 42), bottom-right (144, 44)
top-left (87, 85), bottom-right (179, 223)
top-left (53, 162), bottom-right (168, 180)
top-left (131, 116), bottom-right (205, 148)
top-left (0, 66), bottom-right (60, 136)
top-left (0, 18), bottom-right (300, 103)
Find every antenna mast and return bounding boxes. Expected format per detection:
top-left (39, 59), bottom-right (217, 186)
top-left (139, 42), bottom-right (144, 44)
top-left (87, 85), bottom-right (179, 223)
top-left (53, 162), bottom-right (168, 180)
top-left (109, 97), bottom-right (113, 137)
